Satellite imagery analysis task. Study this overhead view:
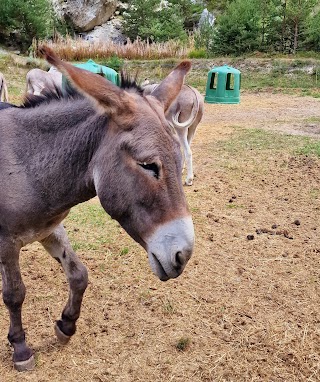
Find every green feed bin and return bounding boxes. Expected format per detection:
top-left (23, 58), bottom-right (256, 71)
top-left (205, 65), bottom-right (241, 104)
top-left (62, 59), bottom-right (120, 89)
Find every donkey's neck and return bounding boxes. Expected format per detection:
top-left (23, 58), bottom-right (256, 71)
top-left (14, 99), bottom-right (108, 213)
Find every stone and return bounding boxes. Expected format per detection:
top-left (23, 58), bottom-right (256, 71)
top-left (53, 0), bottom-right (119, 32)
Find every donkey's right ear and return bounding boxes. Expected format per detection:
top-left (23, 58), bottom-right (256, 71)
top-left (150, 61), bottom-right (191, 112)
top-left (38, 45), bottom-right (136, 120)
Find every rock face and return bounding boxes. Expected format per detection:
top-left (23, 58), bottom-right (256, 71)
top-left (53, 0), bottom-right (119, 32)
top-left (85, 19), bottom-right (126, 43)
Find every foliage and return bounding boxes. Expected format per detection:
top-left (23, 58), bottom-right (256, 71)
top-left (0, 0), bottom-right (58, 51)
top-left (302, 8), bottom-right (320, 51)
top-left (100, 55), bottom-right (124, 72)
top-left (204, 0), bottom-right (229, 13)
top-left (210, 0), bottom-right (261, 55)
top-left (122, 0), bottom-right (188, 42)
top-left (195, 0), bottom-right (320, 55)
top-left (188, 48), bottom-right (207, 58)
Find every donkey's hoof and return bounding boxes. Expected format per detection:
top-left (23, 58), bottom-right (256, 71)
top-left (14, 355), bottom-right (35, 372)
top-left (54, 323), bottom-right (71, 345)
top-left (184, 179), bottom-right (193, 186)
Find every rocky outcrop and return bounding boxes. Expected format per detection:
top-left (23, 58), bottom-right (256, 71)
top-left (53, 0), bottom-right (119, 32)
top-left (85, 18), bottom-right (126, 43)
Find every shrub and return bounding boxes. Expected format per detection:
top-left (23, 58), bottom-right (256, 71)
top-left (122, 0), bottom-right (187, 43)
top-left (0, 0), bottom-right (57, 52)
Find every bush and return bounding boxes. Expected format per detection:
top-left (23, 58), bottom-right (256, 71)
top-left (0, 0), bottom-right (58, 52)
top-left (123, 0), bottom-right (187, 43)
top-left (210, 0), bottom-right (261, 55)
top-left (188, 49), bottom-right (207, 58)
top-left (100, 55), bottom-right (124, 72)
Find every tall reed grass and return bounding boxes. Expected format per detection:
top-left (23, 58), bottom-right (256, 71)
top-left (35, 36), bottom-right (192, 61)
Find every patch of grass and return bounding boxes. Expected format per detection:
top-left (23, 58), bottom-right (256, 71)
top-left (162, 299), bottom-right (176, 315)
top-left (175, 337), bottom-right (190, 351)
top-left (67, 203), bottom-right (107, 227)
top-left (222, 128), bottom-right (319, 155)
top-left (119, 247), bottom-right (129, 256)
top-left (226, 203), bottom-right (244, 209)
top-left (242, 68), bottom-right (320, 97)
top-left (296, 141), bottom-right (320, 157)
top-left (310, 188), bottom-right (319, 200)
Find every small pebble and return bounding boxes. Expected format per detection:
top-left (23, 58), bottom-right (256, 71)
top-left (247, 235), bottom-right (254, 240)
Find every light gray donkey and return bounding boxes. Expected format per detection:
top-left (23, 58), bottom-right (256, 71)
top-left (0, 46), bottom-right (194, 371)
top-left (26, 66), bottom-right (62, 95)
top-left (143, 83), bottom-right (204, 186)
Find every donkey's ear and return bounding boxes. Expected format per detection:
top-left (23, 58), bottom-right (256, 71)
top-left (38, 45), bottom-right (135, 119)
top-left (150, 61), bottom-right (191, 112)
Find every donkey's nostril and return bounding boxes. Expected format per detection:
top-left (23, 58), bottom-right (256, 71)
top-left (174, 251), bottom-right (185, 272)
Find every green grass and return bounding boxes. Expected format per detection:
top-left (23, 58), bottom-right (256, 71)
top-left (65, 202), bottom-right (119, 254)
top-left (221, 128), bottom-right (320, 157)
top-left (296, 141), bottom-right (320, 157)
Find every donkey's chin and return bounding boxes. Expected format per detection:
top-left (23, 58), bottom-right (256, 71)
top-left (146, 216), bottom-right (194, 282)
top-left (148, 252), bottom-right (177, 281)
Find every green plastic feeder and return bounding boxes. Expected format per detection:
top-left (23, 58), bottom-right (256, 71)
top-left (205, 64), bottom-right (241, 104)
top-left (62, 59), bottom-right (120, 89)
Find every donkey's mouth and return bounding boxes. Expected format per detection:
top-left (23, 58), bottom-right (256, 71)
top-left (148, 252), bottom-right (170, 281)
top-left (146, 216), bottom-right (194, 281)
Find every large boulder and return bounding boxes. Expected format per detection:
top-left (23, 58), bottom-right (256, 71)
top-left (53, 0), bottom-right (119, 32)
top-left (85, 18), bottom-right (126, 43)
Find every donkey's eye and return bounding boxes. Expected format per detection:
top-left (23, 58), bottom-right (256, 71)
top-left (138, 162), bottom-right (160, 179)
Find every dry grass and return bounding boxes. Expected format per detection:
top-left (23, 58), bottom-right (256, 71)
top-left (35, 36), bottom-right (191, 61)
top-left (0, 56), bottom-right (320, 380)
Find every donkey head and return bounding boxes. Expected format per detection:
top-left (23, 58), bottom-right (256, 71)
top-left (39, 46), bottom-right (194, 281)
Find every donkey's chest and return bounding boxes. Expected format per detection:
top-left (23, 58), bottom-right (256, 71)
top-left (19, 219), bottom-right (64, 245)
top-left (1, 207), bottom-right (69, 246)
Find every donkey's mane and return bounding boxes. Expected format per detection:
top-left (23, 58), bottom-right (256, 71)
top-left (21, 71), bottom-right (143, 109)
top-left (22, 84), bottom-right (82, 109)
top-left (120, 72), bottom-right (143, 94)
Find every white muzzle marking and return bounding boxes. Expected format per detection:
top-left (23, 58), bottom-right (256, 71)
top-left (146, 216), bottom-right (194, 281)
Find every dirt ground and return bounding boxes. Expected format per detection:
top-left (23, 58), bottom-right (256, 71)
top-left (0, 91), bottom-right (320, 381)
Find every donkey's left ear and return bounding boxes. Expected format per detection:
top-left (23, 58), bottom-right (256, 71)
top-left (38, 45), bottom-right (135, 119)
top-left (150, 61), bottom-right (191, 112)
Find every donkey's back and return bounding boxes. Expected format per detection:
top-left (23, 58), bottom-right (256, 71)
top-left (26, 67), bottom-right (62, 95)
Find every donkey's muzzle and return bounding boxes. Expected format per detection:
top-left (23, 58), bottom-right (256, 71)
top-left (146, 216), bottom-right (194, 281)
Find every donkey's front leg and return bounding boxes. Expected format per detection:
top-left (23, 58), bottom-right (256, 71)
top-left (40, 224), bottom-right (88, 344)
top-left (0, 241), bottom-right (35, 371)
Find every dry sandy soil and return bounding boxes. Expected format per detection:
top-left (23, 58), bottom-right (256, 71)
top-left (0, 91), bottom-right (320, 381)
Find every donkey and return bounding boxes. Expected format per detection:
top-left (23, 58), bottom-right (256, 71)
top-left (0, 46), bottom-right (194, 371)
top-left (0, 72), bottom-right (9, 102)
top-left (143, 83), bottom-right (204, 186)
top-left (26, 66), bottom-right (62, 95)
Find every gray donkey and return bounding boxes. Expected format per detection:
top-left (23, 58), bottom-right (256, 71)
top-left (0, 46), bottom-right (194, 371)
